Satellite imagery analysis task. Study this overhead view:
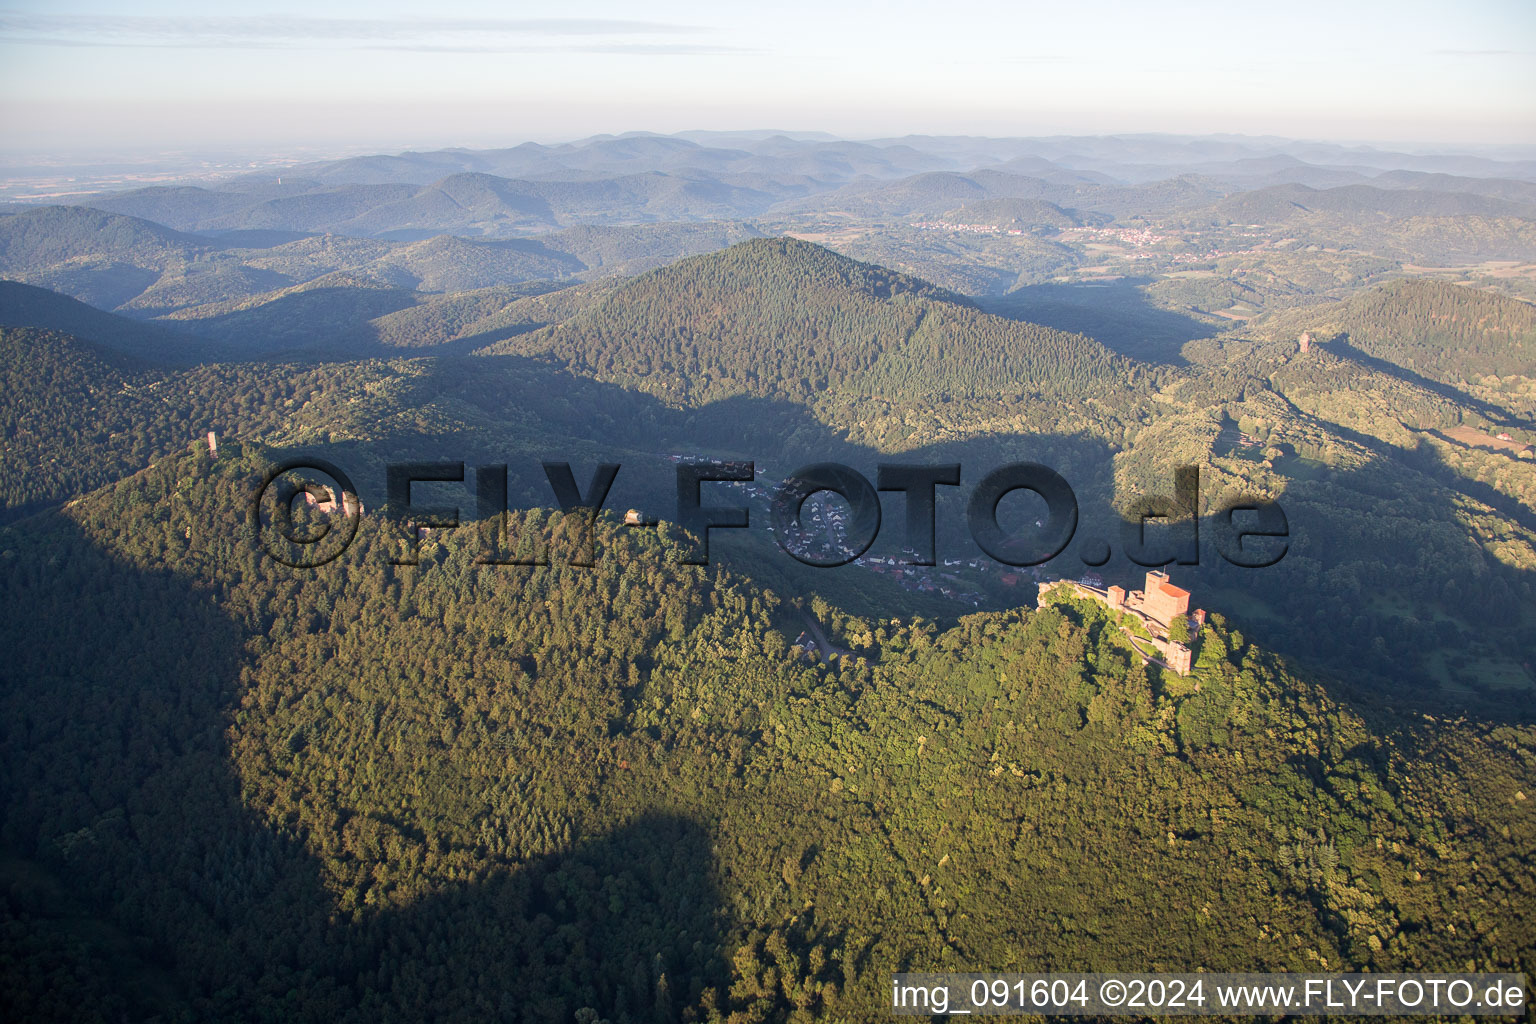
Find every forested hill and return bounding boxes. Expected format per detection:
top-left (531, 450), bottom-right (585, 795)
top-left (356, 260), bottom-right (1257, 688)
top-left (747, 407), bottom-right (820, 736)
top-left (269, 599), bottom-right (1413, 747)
top-left (0, 204), bottom-right (213, 270)
top-left (1, 444), bottom-right (1531, 1021)
top-left (0, 280), bottom-right (221, 363)
top-left (1265, 278), bottom-right (1536, 382)
top-left (492, 237), bottom-right (1128, 403)
top-left (0, 325), bottom-right (421, 521)
top-left (1204, 183), bottom-right (1536, 224)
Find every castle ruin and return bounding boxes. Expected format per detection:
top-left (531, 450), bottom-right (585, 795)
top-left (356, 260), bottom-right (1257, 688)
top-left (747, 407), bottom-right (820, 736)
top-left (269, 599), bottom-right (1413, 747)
top-left (1038, 569), bottom-right (1201, 675)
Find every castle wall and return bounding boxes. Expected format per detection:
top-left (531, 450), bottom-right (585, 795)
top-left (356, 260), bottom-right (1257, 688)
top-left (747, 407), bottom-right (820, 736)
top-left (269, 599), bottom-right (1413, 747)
top-left (1039, 576), bottom-right (1195, 675)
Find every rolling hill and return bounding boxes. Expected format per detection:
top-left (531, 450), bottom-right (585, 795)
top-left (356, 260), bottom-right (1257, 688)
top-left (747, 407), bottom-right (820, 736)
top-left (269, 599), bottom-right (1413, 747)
top-left (0, 279), bottom-right (222, 362)
top-left (936, 197), bottom-right (1098, 230)
top-left (1262, 278), bottom-right (1536, 382)
top-left (1203, 182), bottom-right (1536, 224)
top-left (493, 237), bottom-right (1125, 403)
top-left (0, 204), bottom-right (213, 269)
top-left (79, 172), bottom-right (783, 240)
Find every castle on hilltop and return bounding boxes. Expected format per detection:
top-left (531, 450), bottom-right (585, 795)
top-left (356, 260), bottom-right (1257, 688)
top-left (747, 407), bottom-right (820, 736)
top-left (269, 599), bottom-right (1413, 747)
top-left (1038, 569), bottom-right (1205, 675)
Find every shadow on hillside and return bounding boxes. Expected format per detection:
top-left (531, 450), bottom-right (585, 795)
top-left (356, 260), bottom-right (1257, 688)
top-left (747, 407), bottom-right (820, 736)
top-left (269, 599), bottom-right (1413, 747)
top-left (159, 286), bottom-right (422, 358)
top-left (384, 317), bottom-right (550, 357)
top-left (980, 278), bottom-right (1220, 366)
top-left (0, 512), bottom-right (731, 1022)
top-left (1327, 334), bottom-right (1525, 426)
top-left (4, 343), bottom-right (1534, 1015)
top-left (1285, 405), bottom-right (1536, 538)
top-left (343, 352), bottom-right (1536, 715)
top-left (197, 228), bottom-right (321, 248)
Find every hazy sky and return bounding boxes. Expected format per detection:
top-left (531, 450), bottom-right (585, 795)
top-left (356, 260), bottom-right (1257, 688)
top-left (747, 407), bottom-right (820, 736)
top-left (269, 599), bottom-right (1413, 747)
top-left (2, 0), bottom-right (1533, 158)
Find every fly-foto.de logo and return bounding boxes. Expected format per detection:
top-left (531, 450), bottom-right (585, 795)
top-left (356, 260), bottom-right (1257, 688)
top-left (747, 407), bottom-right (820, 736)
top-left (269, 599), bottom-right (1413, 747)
top-left (250, 458), bottom-right (1289, 571)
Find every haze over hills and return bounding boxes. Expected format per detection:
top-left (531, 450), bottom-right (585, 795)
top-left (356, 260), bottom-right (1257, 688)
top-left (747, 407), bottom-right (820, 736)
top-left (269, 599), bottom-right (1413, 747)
top-left (4, 134), bottom-right (1533, 340)
top-left (2, 129), bottom-right (1535, 1022)
top-left (0, 206), bottom-right (764, 350)
top-left (8, 131), bottom-right (1535, 236)
top-left (224, 132), bottom-right (1536, 189)
top-left (1200, 182), bottom-right (1536, 223)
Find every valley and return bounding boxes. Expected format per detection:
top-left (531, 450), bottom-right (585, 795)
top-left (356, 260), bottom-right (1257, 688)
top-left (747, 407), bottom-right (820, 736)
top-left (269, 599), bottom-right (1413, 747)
top-left (2, 130), bottom-right (1534, 1023)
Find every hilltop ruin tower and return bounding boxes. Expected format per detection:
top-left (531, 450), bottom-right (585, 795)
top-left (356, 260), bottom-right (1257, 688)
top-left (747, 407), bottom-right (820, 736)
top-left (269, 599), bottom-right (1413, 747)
top-left (1163, 642), bottom-right (1193, 675)
top-left (1142, 570), bottom-right (1190, 626)
top-left (1297, 331), bottom-right (1312, 354)
top-left (206, 431), bottom-right (219, 459)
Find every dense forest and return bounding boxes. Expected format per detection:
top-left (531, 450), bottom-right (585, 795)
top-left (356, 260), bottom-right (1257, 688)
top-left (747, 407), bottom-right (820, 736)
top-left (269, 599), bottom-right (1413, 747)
top-left (498, 238), bottom-right (1127, 404)
top-left (2, 445), bottom-right (1531, 1022)
top-left (4, 239), bottom-right (1534, 700)
top-left (1265, 278), bottom-right (1536, 382)
top-left (3, 131), bottom-right (1536, 1020)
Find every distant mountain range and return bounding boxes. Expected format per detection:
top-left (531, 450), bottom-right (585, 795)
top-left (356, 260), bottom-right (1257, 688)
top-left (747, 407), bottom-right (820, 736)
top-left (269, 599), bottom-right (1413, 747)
top-left (233, 132), bottom-right (1536, 187)
top-left (6, 133), bottom-right (1534, 244)
top-left (0, 205), bottom-right (764, 333)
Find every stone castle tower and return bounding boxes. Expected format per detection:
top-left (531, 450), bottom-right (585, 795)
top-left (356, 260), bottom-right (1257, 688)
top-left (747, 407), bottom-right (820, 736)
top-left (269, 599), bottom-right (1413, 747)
top-left (1142, 570), bottom-right (1190, 625)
